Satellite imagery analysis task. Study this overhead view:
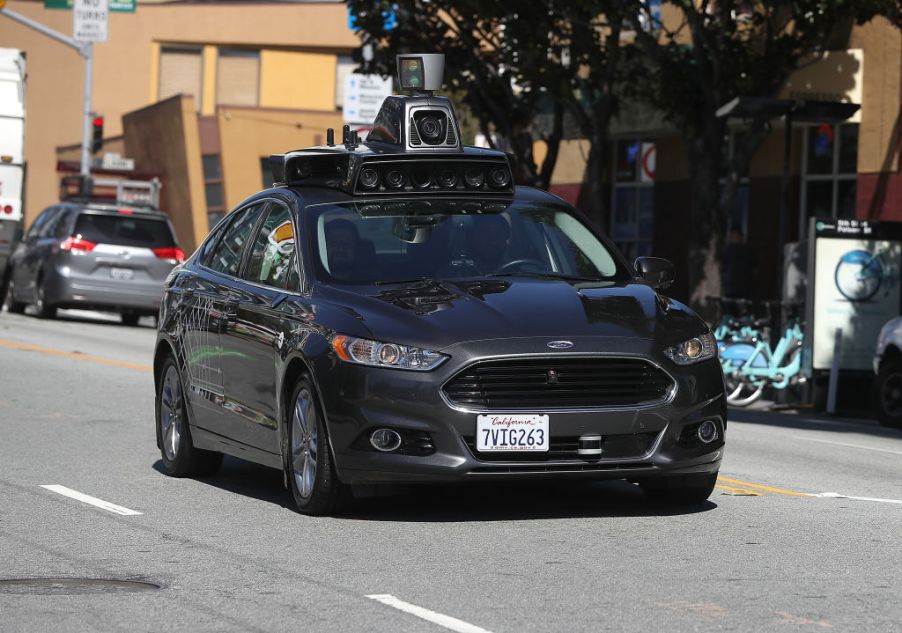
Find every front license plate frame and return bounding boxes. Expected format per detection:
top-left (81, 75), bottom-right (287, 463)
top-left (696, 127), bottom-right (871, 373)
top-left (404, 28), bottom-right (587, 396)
top-left (476, 414), bottom-right (549, 452)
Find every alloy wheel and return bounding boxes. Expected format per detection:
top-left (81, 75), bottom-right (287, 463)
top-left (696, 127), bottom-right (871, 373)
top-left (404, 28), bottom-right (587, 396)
top-left (159, 365), bottom-right (183, 460)
top-left (291, 389), bottom-right (318, 499)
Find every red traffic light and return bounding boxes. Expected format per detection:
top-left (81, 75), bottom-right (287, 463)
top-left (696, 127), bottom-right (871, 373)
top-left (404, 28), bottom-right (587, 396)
top-left (92, 116), bottom-right (104, 128)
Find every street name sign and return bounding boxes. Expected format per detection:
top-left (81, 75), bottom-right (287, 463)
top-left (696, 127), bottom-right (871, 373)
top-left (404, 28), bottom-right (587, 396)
top-left (46, 0), bottom-right (134, 13)
top-left (343, 73), bottom-right (392, 124)
top-left (73, 0), bottom-right (108, 43)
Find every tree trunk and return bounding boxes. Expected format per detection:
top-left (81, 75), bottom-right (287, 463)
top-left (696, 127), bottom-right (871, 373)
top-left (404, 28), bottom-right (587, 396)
top-left (686, 121), bottom-right (725, 315)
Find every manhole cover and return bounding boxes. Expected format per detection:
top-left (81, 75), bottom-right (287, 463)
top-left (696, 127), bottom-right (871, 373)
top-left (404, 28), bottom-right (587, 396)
top-left (0, 578), bottom-right (161, 595)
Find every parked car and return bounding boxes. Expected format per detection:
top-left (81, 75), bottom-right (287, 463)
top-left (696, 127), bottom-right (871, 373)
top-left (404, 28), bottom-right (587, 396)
top-left (3, 202), bottom-right (184, 324)
top-left (873, 316), bottom-right (902, 428)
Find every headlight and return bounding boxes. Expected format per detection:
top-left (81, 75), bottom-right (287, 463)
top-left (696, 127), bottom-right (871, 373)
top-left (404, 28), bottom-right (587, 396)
top-left (664, 333), bottom-right (717, 365)
top-left (331, 335), bottom-right (447, 371)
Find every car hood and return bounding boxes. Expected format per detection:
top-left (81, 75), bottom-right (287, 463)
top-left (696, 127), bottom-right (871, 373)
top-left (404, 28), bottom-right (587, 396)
top-left (315, 277), bottom-right (707, 351)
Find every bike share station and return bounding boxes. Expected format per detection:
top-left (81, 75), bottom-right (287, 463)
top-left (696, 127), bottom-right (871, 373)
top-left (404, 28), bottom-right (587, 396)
top-left (803, 217), bottom-right (902, 412)
top-left (717, 217), bottom-right (902, 411)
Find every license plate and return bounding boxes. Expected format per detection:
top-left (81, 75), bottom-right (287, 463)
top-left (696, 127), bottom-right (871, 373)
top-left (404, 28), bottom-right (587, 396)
top-left (476, 414), bottom-right (549, 452)
top-left (110, 267), bottom-right (134, 280)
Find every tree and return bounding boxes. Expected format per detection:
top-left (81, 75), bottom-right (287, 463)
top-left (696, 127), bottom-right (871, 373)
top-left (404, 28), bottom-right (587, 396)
top-left (624, 0), bottom-right (901, 308)
top-left (347, 0), bottom-right (567, 189)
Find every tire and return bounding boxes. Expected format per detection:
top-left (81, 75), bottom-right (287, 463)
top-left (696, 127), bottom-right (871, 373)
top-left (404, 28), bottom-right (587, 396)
top-left (726, 379), bottom-right (765, 407)
top-left (3, 272), bottom-right (26, 314)
top-left (640, 472), bottom-right (718, 505)
top-left (121, 312), bottom-right (140, 327)
top-left (874, 359), bottom-right (902, 428)
top-left (287, 377), bottom-right (348, 515)
top-left (156, 356), bottom-right (222, 477)
top-left (33, 277), bottom-right (56, 319)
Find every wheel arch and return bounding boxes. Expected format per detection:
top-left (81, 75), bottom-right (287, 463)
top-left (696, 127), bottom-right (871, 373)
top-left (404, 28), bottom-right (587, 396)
top-left (879, 344), bottom-right (902, 371)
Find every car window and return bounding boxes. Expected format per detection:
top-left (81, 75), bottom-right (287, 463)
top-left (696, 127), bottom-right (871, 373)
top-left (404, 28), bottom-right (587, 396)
top-left (243, 202), bottom-right (297, 290)
top-left (73, 213), bottom-right (177, 248)
top-left (309, 199), bottom-right (624, 284)
top-left (27, 207), bottom-right (58, 239)
top-left (206, 203), bottom-right (265, 277)
top-left (49, 209), bottom-right (73, 239)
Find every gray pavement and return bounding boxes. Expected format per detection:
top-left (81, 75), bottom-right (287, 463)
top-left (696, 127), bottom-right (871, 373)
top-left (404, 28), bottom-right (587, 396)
top-left (1, 309), bottom-right (900, 633)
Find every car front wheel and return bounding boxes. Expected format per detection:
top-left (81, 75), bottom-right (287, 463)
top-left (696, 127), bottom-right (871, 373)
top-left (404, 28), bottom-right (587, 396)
top-left (156, 356), bottom-right (222, 476)
top-left (874, 359), bottom-right (902, 428)
top-left (287, 378), bottom-right (347, 515)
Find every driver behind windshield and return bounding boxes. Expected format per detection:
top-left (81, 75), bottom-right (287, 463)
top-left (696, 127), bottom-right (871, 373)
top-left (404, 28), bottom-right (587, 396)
top-left (470, 214), bottom-right (512, 274)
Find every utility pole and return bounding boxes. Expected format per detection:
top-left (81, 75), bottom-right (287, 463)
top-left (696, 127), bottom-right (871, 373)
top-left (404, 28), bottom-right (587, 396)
top-left (1, 7), bottom-right (94, 177)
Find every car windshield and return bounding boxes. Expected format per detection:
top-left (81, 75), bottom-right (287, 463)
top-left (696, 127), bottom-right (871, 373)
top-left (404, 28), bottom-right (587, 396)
top-left (308, 199), bottom-right (625, 285)
top-left (74, 213), bottom-right (177, 248)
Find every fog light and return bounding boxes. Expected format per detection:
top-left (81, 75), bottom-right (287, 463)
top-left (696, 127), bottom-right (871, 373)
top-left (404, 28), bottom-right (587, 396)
top-left (370, 428), bottom-right (402, 452)
top-left (697, 420), bottom-right (718, 444)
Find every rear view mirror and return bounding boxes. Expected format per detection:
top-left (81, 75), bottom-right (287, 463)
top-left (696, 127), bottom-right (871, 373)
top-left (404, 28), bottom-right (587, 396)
top-left (635, 256), bottom-right (675, 290)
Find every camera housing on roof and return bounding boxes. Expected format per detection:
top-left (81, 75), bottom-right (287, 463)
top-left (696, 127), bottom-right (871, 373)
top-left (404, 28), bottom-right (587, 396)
top-left (268, 53), bottom-right (512, 196)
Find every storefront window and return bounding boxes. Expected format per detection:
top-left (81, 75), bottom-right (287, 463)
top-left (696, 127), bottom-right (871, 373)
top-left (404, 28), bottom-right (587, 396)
top-left (611, 140), bottom-right (655, 261)
top-left (802, 123), bottom-right (858, 220)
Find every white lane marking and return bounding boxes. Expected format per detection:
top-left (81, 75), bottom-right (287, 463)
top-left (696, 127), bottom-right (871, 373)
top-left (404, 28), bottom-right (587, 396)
top-left (790, 436), bottom-right (902, 456)
top-left (366, 594), bottom-right (494, 633)
top-left (40, 485), bottom-right (142, 516)
top-left (810, 492), bottom-right (902, 505)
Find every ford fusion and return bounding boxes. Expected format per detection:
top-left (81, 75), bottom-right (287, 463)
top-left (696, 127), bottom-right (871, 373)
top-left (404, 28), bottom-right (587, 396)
top-left (154, 55), bottom-right (724, 514)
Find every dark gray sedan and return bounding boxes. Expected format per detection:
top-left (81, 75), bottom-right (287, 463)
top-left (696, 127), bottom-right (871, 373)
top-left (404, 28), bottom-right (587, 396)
top-left (3, 202), bottom-right (184, 324)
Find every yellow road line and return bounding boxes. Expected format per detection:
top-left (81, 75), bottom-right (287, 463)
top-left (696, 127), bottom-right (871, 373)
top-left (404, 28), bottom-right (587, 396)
top-left (0, 338), bottom-right (152, 373)
top-left (715, 484), bottom-right (764, 496)
top-left (717, 476), bottom-right (810, 497)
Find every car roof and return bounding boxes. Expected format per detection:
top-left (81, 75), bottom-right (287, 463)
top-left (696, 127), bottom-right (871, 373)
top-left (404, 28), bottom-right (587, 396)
top-left (66, 202), bottom-right (170, 219)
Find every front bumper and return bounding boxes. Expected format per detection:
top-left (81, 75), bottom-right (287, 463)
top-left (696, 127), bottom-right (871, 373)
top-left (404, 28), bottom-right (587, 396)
top-left (316, 336), bottom-right (727, 485)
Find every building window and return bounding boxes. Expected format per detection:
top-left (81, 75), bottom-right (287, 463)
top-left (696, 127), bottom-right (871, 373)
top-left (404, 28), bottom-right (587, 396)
top-left (217, 48), bottom-right (260, 106)
top-left (802, 123), bottom-right (858, 220)
top-left (611, 140), bottom-right (655, 261)
top-left (158, 46), bottom-right (203, 111)
top-left (203, 154), bottom-right (225, 229)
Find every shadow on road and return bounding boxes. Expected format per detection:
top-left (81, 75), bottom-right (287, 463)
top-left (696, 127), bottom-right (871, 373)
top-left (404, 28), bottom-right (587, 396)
top-left (730, 408), bottom-right (902, 440)
top-left (154, 457), bottom-right (718, 521)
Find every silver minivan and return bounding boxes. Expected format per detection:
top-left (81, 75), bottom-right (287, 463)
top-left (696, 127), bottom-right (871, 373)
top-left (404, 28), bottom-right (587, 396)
top-left (3, 203), bottom-right (184, 325)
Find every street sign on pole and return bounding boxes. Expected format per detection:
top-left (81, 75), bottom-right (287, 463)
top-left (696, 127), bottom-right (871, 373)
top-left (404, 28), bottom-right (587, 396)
top-left (46, 0), bottom-right (133, 11)
top-left (73, 0), bottom-right (108, 42)
top-left (343, 73), bottom-right (392, 125)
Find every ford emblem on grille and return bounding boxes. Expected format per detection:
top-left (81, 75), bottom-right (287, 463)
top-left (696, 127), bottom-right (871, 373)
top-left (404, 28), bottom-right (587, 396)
top-left (546, 340), bottom-right (574, 350)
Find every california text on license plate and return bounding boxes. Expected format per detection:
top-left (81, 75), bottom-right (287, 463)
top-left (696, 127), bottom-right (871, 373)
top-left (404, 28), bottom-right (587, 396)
top-left (110, 267), bottom-right (134, 280)
top-left (476, 414), bottom-right (549, 452)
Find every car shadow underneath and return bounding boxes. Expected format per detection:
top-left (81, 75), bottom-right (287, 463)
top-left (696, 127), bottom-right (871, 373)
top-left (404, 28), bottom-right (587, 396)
top-left (154, 456), bottom-right (717, 521)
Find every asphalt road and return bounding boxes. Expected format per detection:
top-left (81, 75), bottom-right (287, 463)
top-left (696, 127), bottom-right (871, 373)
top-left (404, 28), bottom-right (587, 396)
top-left (1, 308), bottom-right (901, 633)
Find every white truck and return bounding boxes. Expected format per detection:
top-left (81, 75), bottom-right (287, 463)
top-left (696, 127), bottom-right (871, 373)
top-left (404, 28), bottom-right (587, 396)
top-left (0, 48), bottom-right (26, 297)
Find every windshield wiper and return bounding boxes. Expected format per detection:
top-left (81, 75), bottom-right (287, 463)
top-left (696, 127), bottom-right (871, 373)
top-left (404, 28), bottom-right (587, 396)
top-left (373, 276), bottom-right (442, 286)
top-left (489, 271), bottom-right (613, 282)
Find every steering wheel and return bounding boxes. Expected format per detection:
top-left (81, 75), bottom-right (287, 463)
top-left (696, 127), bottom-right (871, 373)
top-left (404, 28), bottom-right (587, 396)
top-left (495, 258), bottom-right (546, 273)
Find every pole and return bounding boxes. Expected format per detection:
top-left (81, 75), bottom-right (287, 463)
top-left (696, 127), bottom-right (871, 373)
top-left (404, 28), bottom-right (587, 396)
top-left (80, 43), bottom-right (93, 177)
top-left (826, 327), bottom-right (842, 415)
top-left (777, 107), bottom-right (793, 301)
top-left (1, 8), bottom-right (93, 177)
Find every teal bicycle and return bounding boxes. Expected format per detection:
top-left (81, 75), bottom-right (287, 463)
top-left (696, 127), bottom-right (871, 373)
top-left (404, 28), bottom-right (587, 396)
top-left (717, 303), bottom-right (804, 407)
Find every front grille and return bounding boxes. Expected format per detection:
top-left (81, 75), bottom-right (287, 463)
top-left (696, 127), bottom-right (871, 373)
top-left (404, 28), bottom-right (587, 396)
top-left (462, 432), bottom-right (659, 462)
top-left (443, 357), bottom-right (674, 410)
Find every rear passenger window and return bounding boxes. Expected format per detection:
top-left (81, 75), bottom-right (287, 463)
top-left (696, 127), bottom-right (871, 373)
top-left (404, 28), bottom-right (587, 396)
top-left (243, 203), bottom-right (297, 290)
top-left (206, 203), bottom-right (264, 277)
top-left (73, 214), bottom-right (176, 248)
top-left (27, 207), bottom-right (58, 239)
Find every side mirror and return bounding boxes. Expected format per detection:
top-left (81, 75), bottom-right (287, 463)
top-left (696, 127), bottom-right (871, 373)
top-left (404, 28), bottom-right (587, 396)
top-left (635, 256), bottom-right (675, 290)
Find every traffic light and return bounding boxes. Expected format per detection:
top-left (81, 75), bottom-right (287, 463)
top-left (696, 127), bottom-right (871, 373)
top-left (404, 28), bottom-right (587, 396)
top-left (91, 115), bottom-right (104, 154)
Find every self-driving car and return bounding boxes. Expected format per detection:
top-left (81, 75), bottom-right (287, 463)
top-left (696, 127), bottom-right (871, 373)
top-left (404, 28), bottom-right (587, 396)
top-left (153, 54), bottom-right (726, 515)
